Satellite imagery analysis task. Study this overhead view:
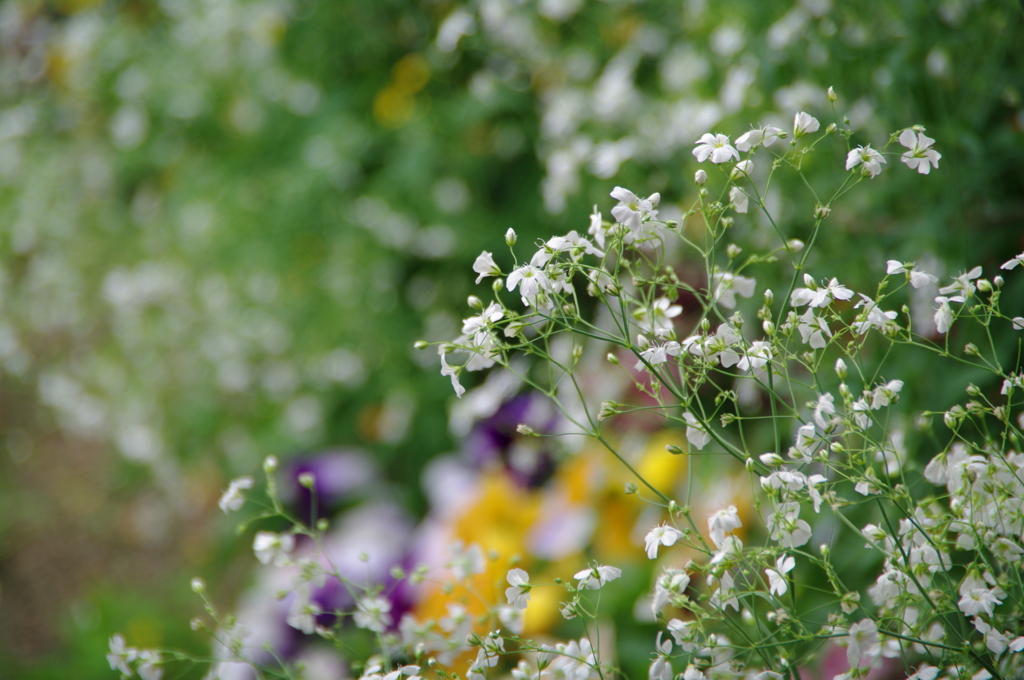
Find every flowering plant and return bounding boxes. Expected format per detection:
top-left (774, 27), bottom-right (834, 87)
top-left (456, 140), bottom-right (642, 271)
top-left (109, 95), bottom-right (1024, 680)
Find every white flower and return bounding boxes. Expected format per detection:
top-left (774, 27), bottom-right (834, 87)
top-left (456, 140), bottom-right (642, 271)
top-left (899, 129), bottom-right (941, 174)
top-left (447, 541), bottom-right (486, 582)
top-left (682, 665), bottom-right (706, 680)
top-left (793, 112), bottom-right (820, 137)
top-left (287, 586), bottom-right (323, 634)
top-left (846, 619), bottom-right (880, 668)
top-left (636, 297), bottom-right (682, 332)
top-left (766, 554), bottom-right (795, 596)
top-left (610, 186), bottom-right (656, 231)
top-left (354, 595), bottom-right (393, 633)
top-left (218, 476), bottom-right (254, 513)
top-left (1000, 251), bottom-right (1024, 270)
top-left (253, 531), bottom-right (294, 566)
top-left (711, 271), bottom-right (756, 309)
top-left (574, 564), bottom-right (622, 589)
top-left (845, 145), bottom-right (886, 178)
top-left (736, 341), bottom-right (773, 372)
top-left (497, 604), bottom-right (524, 635)
top-left (707, 506), bottom-right (742, 548)
top-left (933, 295), bottom-right (963, 334)
top-left (666, 619), bottom-right (698, 651)
top-left (735, 125), bottom-right (783, 151)
top-left (506, 263), bottom-right (550, 300)
top-left (505, 568), bottom-right (531, 609)
top-left (907, 665), bottom-right (939, 680)
top-left (682, 412), bottom-right (711, 451)
top-left (797, 309), bottom-right (832, 349)
top-left (692, 133), bottom-right (739, 164)
top-left (439, 350), bottom-right (466, 398)
top-left (729, 186), bottom-right (748, 213)
top-left (107, 634), bottom-right (137, 675)
top-left (473, 251), bottom-right (501, 284)
top-left (766, 502), bottom-right (811, 548)
top-left (851, 294), bottom-right (900, 335)
top-left (886, 260), bottom-right (938, 288)
top-left (645, 524), bottom-right (683, 559)
top-left (939, 266), bottom-right (982, 297)
top-left (649, 634), bottom-right (673, 680)
top-left (870, 379), bottom-right (904, 409)
top-left (790, 275), bottom-right (854, 308)
top-left (958, 588), bottom-right (1002, 617)
top-left (653, 570), bottom-right (690, 616)
top-left (546, 230), bottom-right (603, 259)
top-left (137, 650), bottom-right (163, 680)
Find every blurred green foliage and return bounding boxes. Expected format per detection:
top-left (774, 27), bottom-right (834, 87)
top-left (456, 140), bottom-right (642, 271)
top-left (0, 0), bottom-right (1021, 677)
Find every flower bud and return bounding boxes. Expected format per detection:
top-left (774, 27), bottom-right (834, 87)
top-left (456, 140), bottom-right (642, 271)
top-left (834, 358), bottom-right (847, 380)
top-left (839, 383), bottom-right (853, 400)
top-left (636, 334), bottom-right (650, 349)
top-left (966, 383), bottom-right (981, 396)
top-left (467, 295), bottom-right (483, 309)
top-left (964, 343), bottom-right (980, 356)
top-left (827, 86), bottom-right (837, 102)
top-left (787, 239), bottom-right (805, 252)
top-left (977, 279), bottom-right (992, 292)
top-left (190, 617), bottom-right (204, 631)
top-left (666, 444), bottom-right (684, 455)
top-left (624, 482), bottom-right (638, 494)
top-left (606, 352), bottom-right (619, 365)
top-left (695, 169), bottom-right (708, 185)
top-left (316, 518), bottom-right (329, 531)
top-left (492, 278), bottom-right (504, 292)
top-left (700, 318), bottom-right (710, 332)
top-left (803, 273), bottom-right (816, 288)
top-left (505, 228), bottom-right (517, 246)
top-left (814, 204), bottom-right (832, 220)
top-left (727, 244), bottom-right (742, 259)
top-left (720, 216), bottom-right (734, 229)
top-left (263, 455), bottom-right (278, 474)
top-left (699, 187), bottom-right (708, 198)
top-left (763, 289), bottom-right (774, 305)
top-left (745, 458), bottom-right (756, 472)
top-left (598, 401), bottom-right (617, 421)
top-left (298, 472), bottom-right (316, 488)
top-left (760, 452), bottom-right (784, 466)
top-left (516, 424), bottom-right (536, 436)
top-left (826, 123), bottom-right (837, 135)
top-left (191, 577), bottom-right (206, 594)
top-left (762, 320), bottom-right (775, 336)
top-left (994, 275), bottom-right (1004, 287)
top-left (414, 340), bottom-right (429, 350)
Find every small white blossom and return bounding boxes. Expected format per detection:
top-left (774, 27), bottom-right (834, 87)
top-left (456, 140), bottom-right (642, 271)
top-left (354, 595), bottom-right (393, 633)
top-left (1000, 252), bottom-right (1024, 270)
top-left (958, 588), bottom-right (1002, 617)
top-left (846, 619), bottom-right (880, 668)
top-left (735, 125), bottom-right (783, 151)
top-left (933, 295), bottom-right (963, 334)
top-left (692, 133), bottom-right (739, 164)
top-left (765, 554), bottom-right (795, 596)
top-left (708, 506), bottom-right (742, 548)
top-left (218, 476), bottom-right (253, 513)
top-left (645, 524), bottom-right (683, 559)
top-left (574, 563), bottom-right (622, 589)
top-left (899, 129), bottom-right (941, 174)
top-left (610, 186), bottom-right (657, 231)
top-left (107, 635), bottom-right (137, 676)
top-left (473, 251), bottom-right (501, 284)
top-left (712, 271), bottom-right (756, 309)
top-left (505, 568), bottom-right (532, 609)
top-left (793, 111), bottom-right (820, 137)
top-left (938, 266), bottom-right (982, 297)
top-left (447, 541), bottom-right (486, 582)
top-left (886, 260), bottom-right (938, 288)
top-left (253, 531), bottom-right (294, 566)
top-left (682, 412), bottom-right (711, 451)
top-left (729, 186), bottom-right (748, 213)
top-left (845, 145), bottom-right (886, 178)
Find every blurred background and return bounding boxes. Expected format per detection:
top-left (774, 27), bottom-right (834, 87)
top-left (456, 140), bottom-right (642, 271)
top-left (0, 0), bottom-right (1022, 678)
